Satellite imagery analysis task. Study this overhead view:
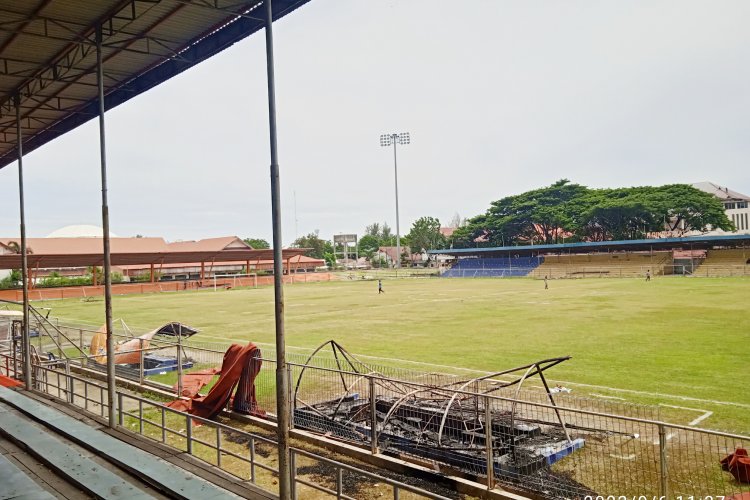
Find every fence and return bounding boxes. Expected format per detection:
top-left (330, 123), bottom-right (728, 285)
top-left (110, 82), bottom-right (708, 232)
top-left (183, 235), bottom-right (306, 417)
top-left (2, 314), bottom-right (749, 499)
top-left (0, 360), bottom-right (447, 500)
top-left (441, 265), bottom-right (750, 279)
top-left (0, 272), bottom-right (335, 302)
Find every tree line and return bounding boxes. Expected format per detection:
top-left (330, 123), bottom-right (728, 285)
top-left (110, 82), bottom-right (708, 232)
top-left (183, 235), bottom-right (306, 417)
top-left (450, 180), bottom-right (732, 248)
top-left (243, 217), bottom-right (452, 267)
top-left (239, 180), bottom-right (730, 262)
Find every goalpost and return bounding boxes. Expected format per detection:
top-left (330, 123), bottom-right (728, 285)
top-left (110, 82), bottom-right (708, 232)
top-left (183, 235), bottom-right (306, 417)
top-left (212, 273), bottom-right (258, 291)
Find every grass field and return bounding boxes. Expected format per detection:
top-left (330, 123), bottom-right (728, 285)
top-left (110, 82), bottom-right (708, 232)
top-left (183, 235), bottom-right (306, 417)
top-left (34, 276), bottom-right (750, 433)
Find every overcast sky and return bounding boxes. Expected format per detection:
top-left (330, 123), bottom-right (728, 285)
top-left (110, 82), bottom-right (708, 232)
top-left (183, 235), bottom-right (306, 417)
top-left (0, 0), bottom-right (748, 244)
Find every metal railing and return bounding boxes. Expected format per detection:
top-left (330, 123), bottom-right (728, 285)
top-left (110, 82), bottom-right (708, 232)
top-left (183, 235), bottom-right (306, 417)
top-left (3, 320), bottom-right (749, 499)
top-left (287, 361), bottom-right (749, 498)
top-left (0, 359), bottom-right (449, 500)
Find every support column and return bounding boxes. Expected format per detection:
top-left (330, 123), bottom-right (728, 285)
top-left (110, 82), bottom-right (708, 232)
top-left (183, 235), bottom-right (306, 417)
top-left (200, 261), bottom-right (205, 281)
top-left (263, 1), bottom-right (290, 497)
top-left (96, 26), bottom-right (117, 428)
top-left (150, 263), bottom-right (155, 283)
top-left (15, 95), bottom-right (31, 390)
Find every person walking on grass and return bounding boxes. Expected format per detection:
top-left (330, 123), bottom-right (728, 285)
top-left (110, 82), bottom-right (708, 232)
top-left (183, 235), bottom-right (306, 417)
top-left (378, 279), bottom-right (384, 294)
top-left (544, 275), bottom-right (548, 290)
top-left (646, 269), bottom-right (651, 282)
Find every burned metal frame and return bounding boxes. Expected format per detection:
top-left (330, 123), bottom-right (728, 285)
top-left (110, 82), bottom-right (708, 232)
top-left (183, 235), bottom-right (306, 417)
top-left (291, 340), bottom-right (578, 485)
top-left (294, 340), bottom-right (571, 439)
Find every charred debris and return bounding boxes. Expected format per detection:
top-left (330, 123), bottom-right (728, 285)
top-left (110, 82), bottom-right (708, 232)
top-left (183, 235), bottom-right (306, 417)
top-left (292, 341), bottom-right (585, 486)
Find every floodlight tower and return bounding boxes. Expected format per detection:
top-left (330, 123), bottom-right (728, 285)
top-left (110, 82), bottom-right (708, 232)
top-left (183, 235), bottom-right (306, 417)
top-left (379, 132), bottom-right (410, 268)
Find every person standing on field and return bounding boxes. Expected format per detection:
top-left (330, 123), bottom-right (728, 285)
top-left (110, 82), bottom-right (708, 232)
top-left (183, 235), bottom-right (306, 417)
top-left (544, 275), bottom-right (548, 290)
top-left (378, 279), bottom-right (384, 294)
top-left (646, 270), bottom-right (651, 282)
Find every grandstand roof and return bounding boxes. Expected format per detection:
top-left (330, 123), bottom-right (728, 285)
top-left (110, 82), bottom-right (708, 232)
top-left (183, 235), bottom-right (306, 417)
top-left (429, 234), bottom-right (750, 257)
top-left (0, 0), bottom-right (310, 169)
top-left (0, 235), bottom-right (308, 269)
top-left (692, 182), bottom-right (750, 202)
top-left (47, 225), bottom-right (117, 238)
top-left (0, 247), bottom-right (307, 269)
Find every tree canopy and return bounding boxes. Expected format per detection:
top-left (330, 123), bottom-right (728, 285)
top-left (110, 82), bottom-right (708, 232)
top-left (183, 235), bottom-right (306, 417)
top-left (291, 231), bottom-right (333, 260)
top-left (452, 180), bottom-right (733, 248)
top-left (243, 237), bottom-right (270, 249)
top-left (406, 216), bottom-right (446, 252)
top-left (359, 221), bottom-right (397, 257)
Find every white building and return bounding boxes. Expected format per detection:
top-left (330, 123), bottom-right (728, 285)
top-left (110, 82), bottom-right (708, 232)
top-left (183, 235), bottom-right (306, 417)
top-left (692, 182), bottom-right (750, 234)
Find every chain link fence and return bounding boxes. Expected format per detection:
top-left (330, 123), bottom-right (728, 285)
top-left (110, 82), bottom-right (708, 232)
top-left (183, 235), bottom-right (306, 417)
top-left (2, 309), bottom-right (748, 499)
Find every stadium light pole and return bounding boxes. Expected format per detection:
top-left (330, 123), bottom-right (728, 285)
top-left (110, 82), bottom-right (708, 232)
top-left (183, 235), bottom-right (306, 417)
top-left (380, 132), bottom-right (410, 268)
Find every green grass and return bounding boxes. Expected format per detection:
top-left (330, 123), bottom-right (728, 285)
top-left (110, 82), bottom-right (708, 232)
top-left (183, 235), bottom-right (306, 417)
top-left (37, 276), bottom-right (750, 432)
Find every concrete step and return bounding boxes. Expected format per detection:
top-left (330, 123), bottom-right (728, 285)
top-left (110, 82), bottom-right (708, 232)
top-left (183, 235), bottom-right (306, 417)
top-left (0, 386), bottom-right (243, 500)
top-left (0, 431), bottom-right (92, 500)
top-left (0, 450), bottom-right (57, 500)
top-left (0, 402), bottom-right (154, 499)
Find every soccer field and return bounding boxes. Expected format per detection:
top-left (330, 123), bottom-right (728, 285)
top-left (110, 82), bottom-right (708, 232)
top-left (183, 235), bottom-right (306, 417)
top-left (37, 276), bottom-right (750, 433)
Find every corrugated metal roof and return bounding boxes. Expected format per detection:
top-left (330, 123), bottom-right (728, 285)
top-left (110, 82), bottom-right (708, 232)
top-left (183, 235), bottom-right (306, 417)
top-left (0, 236), bottom-right (169, 254)
top-left (0, 0), bottom-right (311, 168)
top-left (692, 182), bottom-right (750, 202)
top-left (429, 234), bottom-right (750, 256)
top-left (0, 247), bottom-right (308, 269)
top-left (0, 234), bottom-right (311, 268)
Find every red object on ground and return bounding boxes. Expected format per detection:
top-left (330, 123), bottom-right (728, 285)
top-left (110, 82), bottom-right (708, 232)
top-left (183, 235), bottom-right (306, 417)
top-left (168, 343), bottom-right (264, 420)
top-left (174, 368), bottom-right (220, 397)
top-left (0, 374), bottom-right (22, 388)
top-left (721, 448), bottom-right (750, 484)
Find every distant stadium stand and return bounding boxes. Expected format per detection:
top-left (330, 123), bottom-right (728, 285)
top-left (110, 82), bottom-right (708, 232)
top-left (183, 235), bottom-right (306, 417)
top-left (532, 252), bottom-right (673, 279)
top-left (693, 249), bottom-right (750, 277)
top-left (442, 257), bottom-right (542, 278)
top-left (432, 235), bottom-right (750, 279)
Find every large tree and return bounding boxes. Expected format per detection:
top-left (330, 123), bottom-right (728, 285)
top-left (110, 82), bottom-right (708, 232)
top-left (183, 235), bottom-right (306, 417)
top-left (243, 237), bottom-right (270, 249)
top-left (454, 181), bottom-right (732, 247)
top-left (406, 216), bottom-right (446, 252)
top-left (357, 234), bottom-right (381, 258)
top-left (651, 184), bottom-right (733, 234)
top-left (292, 231), bottom-right (333, 259)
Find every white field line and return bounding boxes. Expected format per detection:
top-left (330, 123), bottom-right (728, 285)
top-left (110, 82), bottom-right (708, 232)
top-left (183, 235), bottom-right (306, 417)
top-left (591, 393), bottom-right (626, 401)
top-left (320, 351), bottom-right (750, 409)
top-left (652, 433), bottom-right (677, 445)
top-left (186, 335), bottom-right (750, 410)
top-left (556, 381), bottom-right (750, 409)
top-left (648, 405), bottom-right (714, 444)
top-left (659, 404), bottom-right (714, 426)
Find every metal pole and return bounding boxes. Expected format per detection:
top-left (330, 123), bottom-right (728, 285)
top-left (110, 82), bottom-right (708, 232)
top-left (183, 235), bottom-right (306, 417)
top-left (263, 1), bottom-right (290, 498)
top-left (15, 94), bottom-right (31, 390)
top-left (96, 26), bottom-right (117, 428)
top-left (138, 339), bottom-right (144, 385)
top-left (658, 424), bottom-right (668, 497)
top-left (484, 396), bottom-right (494, 490)
top-left (177, 323), bottom-right (183, 396)
top-left (369, 376), bottom-right (378, 455)
top-left (538, 367), bottom-right (572, 443)
top-left (393, 139), bottom-right (401, 269)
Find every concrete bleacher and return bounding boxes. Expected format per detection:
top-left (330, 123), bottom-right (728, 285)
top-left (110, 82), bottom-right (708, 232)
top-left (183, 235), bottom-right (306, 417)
top-left (0, 385), bottom-right (248, 500)
top-left (693, 249), bottom-right (750, 277)
top-left (442, 257), bottom-right (543, 277)
top-left (532, 252), bottom-right (673, 279)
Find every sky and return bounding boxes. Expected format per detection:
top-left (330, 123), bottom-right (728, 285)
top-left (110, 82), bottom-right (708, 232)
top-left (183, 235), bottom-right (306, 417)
top-left (0, 0), bottom-right (748, 245)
